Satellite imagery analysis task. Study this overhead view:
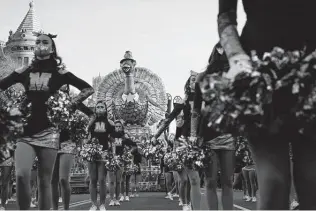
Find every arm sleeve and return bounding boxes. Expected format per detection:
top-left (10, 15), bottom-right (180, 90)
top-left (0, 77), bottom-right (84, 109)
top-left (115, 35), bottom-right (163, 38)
top-left (154, 104), bottom-right (185, 139)
top-left (124, 138), bottom-right (137, 147)
top-left (62, 72), bottom-right (92, 90)
top-left (191, 83), bottom-right (202, 137)
top-left (218, 0), bottom-right (238, 35)
top-left (76, 103), bottom-right (94, 116)
top-left (0, 72), bottom-right (22, 90)
top-left (218, 0), bottom-right (245, 59)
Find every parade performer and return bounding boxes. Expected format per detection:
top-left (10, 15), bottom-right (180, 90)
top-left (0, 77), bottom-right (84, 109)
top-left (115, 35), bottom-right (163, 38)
top-left (0, 142), bottom-right (15, 210)
top-left (108, 120), bottom-right (136, 206)
top-left (191, 43), bottom-right (235, 210)
top-left (129, 148), bottom-right (142, 198)
top-left (174, 113), bottom-right (191, 209)
top-left (218, 0), bottom-right (316, 209)
top-left (0, 33), bottom-right (94, 210)
top-left (85, 100), bottom-right (114, 211)
top-left (51, 86), bottom-right (94, 210)
top-left (241, 151), bottom-right (257, 202)
top-left (234, 139), bottom-right (248, 200)
top-left (153, 71), bottom-right (202, 210)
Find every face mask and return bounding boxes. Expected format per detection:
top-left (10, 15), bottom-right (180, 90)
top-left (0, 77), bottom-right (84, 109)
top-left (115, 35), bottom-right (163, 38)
top-left (95, 103), bottom-right (106, 116)
top-left (34, 35), bottom-right (54, 58)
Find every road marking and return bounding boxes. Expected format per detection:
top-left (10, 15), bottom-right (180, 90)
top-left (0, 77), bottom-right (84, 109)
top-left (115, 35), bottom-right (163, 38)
top-left (200, 188), bottom-right (251, 211)
top-left (234, 204), bottom-right (251, 211)
top-left (58, 199), bottom-right (91, 209)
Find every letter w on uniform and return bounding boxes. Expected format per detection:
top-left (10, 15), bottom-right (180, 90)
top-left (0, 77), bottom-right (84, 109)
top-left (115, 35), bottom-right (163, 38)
top-left (29, 72), bottom-right (52, 91)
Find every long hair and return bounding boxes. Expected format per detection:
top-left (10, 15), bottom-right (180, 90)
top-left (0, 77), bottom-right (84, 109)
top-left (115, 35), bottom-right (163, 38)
top-left (205, 42), bottom-right (229, 75)
top-left (31, 34), bottom-right (62, 69)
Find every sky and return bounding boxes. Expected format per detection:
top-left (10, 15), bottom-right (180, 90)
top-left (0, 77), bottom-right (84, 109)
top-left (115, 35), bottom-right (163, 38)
top-left (0, 0), bottom-right (246, 133)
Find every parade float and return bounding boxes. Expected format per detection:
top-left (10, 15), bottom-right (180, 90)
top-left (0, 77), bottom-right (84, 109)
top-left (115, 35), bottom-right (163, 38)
top-left (95, 51), bottom-right (172, 191)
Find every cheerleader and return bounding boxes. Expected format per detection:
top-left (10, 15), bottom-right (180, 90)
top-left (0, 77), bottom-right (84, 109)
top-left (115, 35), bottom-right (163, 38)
top-left (241, 151), bottom-right (257, 202)
top-left (218, 0), bottom-right (316, 209)
top-left (153, 71), bottom-right (202, 210)
top-left (191, 43), bottom-right (235, 210)
top-left (234, 139), bottom-right (247, 199)
top-left (0, 33), bottom-right (94, 210)
top-left (51, 88), bottom-right (94, 210)
top-left (0, 142), bottom-right (15, 210)
top-left (108, 120), bottom-right (136, 206)
top-left (129, 148), bottom-right (142, 198)
top-left (86, 100), bottom-right (114, 211)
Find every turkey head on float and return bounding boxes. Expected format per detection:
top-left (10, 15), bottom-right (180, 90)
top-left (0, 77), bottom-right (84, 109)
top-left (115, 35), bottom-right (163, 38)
top-left (96, 51), bottom-right (168, 126)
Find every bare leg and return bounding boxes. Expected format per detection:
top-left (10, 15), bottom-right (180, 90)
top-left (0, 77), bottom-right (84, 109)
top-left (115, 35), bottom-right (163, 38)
top-left (249, 169), bottom-right (257, 198)
top-left (115, 169), bottom-right (123, 200)
top-left (165, 172), bottom-right (173, 193)
top-left (51, 154), bottom-right (60, 210)
top-left (87, 162), bottom-right (98, 206)
top-left (178, 170), bottom-right (189, 204)
top-left (248, 136), bottom-right (291, 210)
top-left (186, 168), bottom-right (201, 210)
top-left (14, 142), bottom-right (36, 210)
top-left (135, 174), bottom-right (141, 195)
top-left (218, 150), bottom-right (235, 210)
top-left (58, 154), bottom-right (74, 210)
top-left (1, 166), bottom-right (13, 207)
top-left (97, 162), bottom-right (106, 205)
top-left (242, 169), bottom-right (250, 198)
top-left (205, 151), bottom-right (219, 210)
top-left (36, 146), bottom-right (58, 210)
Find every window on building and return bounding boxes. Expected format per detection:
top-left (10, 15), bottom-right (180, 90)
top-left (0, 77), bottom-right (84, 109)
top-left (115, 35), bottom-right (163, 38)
top-left (18, 57), bottom-right (22, 66)
top-left (23, 57), bottom-right (29, 66)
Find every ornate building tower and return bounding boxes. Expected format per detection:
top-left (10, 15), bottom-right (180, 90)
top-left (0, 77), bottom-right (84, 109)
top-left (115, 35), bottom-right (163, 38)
top-left (2, 1), bottom-right (42, 66)
top-left (91, 73), bottom-right (104, 102)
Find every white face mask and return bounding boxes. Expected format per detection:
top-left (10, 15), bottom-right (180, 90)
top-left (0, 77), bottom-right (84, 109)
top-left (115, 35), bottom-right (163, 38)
top-left (34, 35), bottom-right (54, 58)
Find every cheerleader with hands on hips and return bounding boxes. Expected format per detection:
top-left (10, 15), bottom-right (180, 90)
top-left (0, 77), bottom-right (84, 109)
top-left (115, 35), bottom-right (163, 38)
top-left (0, 33), bottom-right (94, 210)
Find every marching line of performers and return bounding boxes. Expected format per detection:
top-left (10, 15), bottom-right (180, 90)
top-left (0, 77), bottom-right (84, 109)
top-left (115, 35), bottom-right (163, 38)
top-left (0, 33), bottom-right (147, 211)
top-left (152, 41), bottom-right (300, 210)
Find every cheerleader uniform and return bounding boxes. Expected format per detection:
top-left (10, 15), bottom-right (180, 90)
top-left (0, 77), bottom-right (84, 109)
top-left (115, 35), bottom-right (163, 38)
top-left (0, 59), bottom-right (93, 149)
top-left (132, 150), bottom-right (142, 175)
top-left (192, 57), bottom-right (235, 150)
top-left (88, 116), bottom-right (115, 160)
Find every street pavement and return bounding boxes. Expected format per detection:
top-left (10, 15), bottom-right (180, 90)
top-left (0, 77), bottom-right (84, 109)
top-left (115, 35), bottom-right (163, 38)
top-left (5, 189), bottom-right (257, 210)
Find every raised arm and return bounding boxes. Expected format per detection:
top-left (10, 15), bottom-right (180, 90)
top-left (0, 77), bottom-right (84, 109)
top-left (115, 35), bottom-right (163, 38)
top-left (191, 82), bottom-right (203, 137)
top-left (218, 0), bottom-right (252, 78)
top-left (218, 0), bottom-right (244, 59)
top-left (154, 103), bottom-right (185, 139)
top-left (76, 102), bottom-right (94, 117)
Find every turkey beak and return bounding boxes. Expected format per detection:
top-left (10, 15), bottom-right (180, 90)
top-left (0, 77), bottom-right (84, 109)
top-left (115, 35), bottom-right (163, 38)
top-left (122, 63), bottom-right (131, 73)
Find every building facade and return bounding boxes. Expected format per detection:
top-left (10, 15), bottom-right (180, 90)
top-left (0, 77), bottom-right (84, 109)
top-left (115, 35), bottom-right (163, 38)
top-left (0, 1), bottom-right (41, 66)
